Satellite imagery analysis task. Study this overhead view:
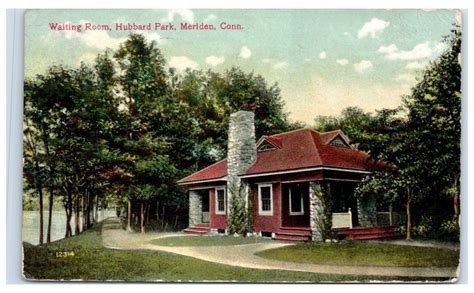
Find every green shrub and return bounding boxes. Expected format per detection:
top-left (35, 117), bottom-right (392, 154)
top-left (439, 219), bottom-right (460, 242)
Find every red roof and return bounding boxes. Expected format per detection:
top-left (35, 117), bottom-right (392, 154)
top-left (178, 128), bottom-right (380, 184)
top-left (178, 159), bottom-right (228, 184)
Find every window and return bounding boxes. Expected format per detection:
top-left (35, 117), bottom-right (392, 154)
top-left (329, 136), bottom-right (349, 148)
top-left (257, 141), bottom-right (276, 152)
top-left (215, 188), bottom-right (226, 215)
top-left (258, 184), bottom-right (273, 216)
top-left (289, 186), bottom-right (304, 215)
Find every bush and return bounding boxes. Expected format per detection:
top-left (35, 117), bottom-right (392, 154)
top-left (413, 216), bottom-right (433, 238)
top-left (439, 219), bottom-right (460, 242)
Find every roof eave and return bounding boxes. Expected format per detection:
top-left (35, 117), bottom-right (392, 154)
top-left (177, 176), bottom-right (228, 186)
top-left (240, 166), bottom-right (372, 179)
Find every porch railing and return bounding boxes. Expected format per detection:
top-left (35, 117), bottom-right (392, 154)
top-left (376, 211), bottom-right (406, 227)
top-left (332, 209), bottom-right (353, 229)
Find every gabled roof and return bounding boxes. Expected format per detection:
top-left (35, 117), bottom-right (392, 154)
top-left (319, 129), bottom-right (350, 146)
top-left (178, 128), bottom-right (381, 185)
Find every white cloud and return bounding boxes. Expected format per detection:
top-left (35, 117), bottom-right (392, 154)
top-left (378, 42), bottom-right (445, 61)
top-left (205, 55), bottom-right (225, 66)
top-left (168, 56), bottom-right (199, 72)
top-left (353, 60), bottom-right (373, 73)
top-left (239, 46), bottom-right (252, 59)
top-left (377, 44), bottom-right (398, 54)
top-left (319, 51), bottom-right (327, 59)
top-left (405, 61), bottom-right (428, 70)
top-left (336, 59), bottom-right (349, 66)
top-left (343, 31), bottom-right (350, 36)
top-left (358, 18), bottom-right (390, 39)
top-left (272, 61), bottom-right (288, 70)
top-left (138, 31), bottom-right (163, 44)
top-left (163, 9), bottom-right (194, 23)
top-left (261, 58), bottom-right (288, 69)
top-left (395, 73), bottom-right (416, 83)
top-left (204, 14), bottom-right (217, 22)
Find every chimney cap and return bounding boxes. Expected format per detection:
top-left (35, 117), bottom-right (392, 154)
top-left (230, 110), bottom-right (254, 118)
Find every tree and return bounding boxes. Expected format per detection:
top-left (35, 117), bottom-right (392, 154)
top-left (355, 25), bottom-right (461, 240)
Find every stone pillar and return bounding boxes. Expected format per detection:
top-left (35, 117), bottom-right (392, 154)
top-left (309, 182), bottom-right (323, 241)
top-left (189, 190), bottom-right (202, 226)
top-left (357, 194), bottom-right (377, 227)
top-left (227, 111), bottom-right (257, 213)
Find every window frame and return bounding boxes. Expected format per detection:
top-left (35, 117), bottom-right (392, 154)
top-left (258, 184), bottom-right (273, 216)
top-left (289, 186), bottom-right (304, 216)
top-left (215, 187), bottom-right (227, 215)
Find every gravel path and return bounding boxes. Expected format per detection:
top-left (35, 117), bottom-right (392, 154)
top-left (101, 218), bottom-right (458, 279)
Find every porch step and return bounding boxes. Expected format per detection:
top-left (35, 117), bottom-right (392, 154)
top-left (334, 226), bottom-right (400, 240)
top-left (183, 224), bottom-right (210, 235)
top-left (275, 227), bottom-right (312, 242)
top-left (280, 226), bottom-right (312, 232)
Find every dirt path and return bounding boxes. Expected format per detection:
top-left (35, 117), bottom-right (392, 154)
top-left (101, 218), bottom-right (458, 279)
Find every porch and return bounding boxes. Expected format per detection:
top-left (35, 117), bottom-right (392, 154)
top-left (274, 181), bottom-right (405, 241)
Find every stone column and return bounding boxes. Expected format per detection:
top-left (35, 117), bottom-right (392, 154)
top-left (357, 194), bottom-right (377, 227)
top-left (189, 190), bottom-right (202, 226)
top-left (309, 181), bottom-right (323, 241)
top-left (226, 111), bottom-right (257, 233)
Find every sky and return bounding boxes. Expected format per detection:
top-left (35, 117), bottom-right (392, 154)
top-left (24, 9), bottom-right (460, 124)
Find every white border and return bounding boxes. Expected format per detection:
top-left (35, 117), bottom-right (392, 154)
top-left (3, 2), bottom-right (472, 291)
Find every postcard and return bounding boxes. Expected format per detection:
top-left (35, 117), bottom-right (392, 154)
top-left (22, 9), bottom-right (461, 282)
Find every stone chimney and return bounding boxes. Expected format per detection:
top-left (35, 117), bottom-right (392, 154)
top-left (227, 111), bottom-right (257, 212)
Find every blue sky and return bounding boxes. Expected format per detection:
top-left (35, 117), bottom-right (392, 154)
top-left (24, 9), bottom-right (459, 124)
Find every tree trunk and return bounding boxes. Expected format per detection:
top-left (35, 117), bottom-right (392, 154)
top-left (64, 204), bottom-right (70, 238)
top-left (47, 189), bottom-right (54, 243)
top-left (161, 205), bottom-right (166, 230)
top-left (174, 208), bottom-right (179, 229)
top-left (453, 194), bottom-right (459, 222)
top-left (85, 190), bottom-right (92, 229)
top-left (64, 185), bottom-right (73, 238)
top-left (40, 124), bottom-right (55, 242)
top-left (146, 202), bottom-right (151, 225)
top-left (75, 195), bottom-right (81, 235)
top-left (453, 174), bottom-right (460, 224)
top-left (38, 188), bottom-right (44, 245)
top-left (140, 202), bottom-right (145, 234)
top-left (127, 200), bottom-right (132, 232)
top-left (94, 194), bottom-right (99, 223)
top-left (406, 188), bottom-right (412, 241)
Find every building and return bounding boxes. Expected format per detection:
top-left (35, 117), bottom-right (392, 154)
top-left (178, 111), bottom-right (400, 241)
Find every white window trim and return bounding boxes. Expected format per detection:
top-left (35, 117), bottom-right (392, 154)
top-left (289, 187), bottom-right (304, 216)
top-left (258, 184), bottom-right (273, 216)
top-left (215, 187), bottom-right (226, 215)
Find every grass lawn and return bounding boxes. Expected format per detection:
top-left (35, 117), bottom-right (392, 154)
top-left (150, 235), bottom-right (271, 246)
top-left (23, 222), bottom-right (456, 282)
top-left (21, 223), bottom-right (362, 282)
top-left (256, 242), bottom-right (460, 268)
